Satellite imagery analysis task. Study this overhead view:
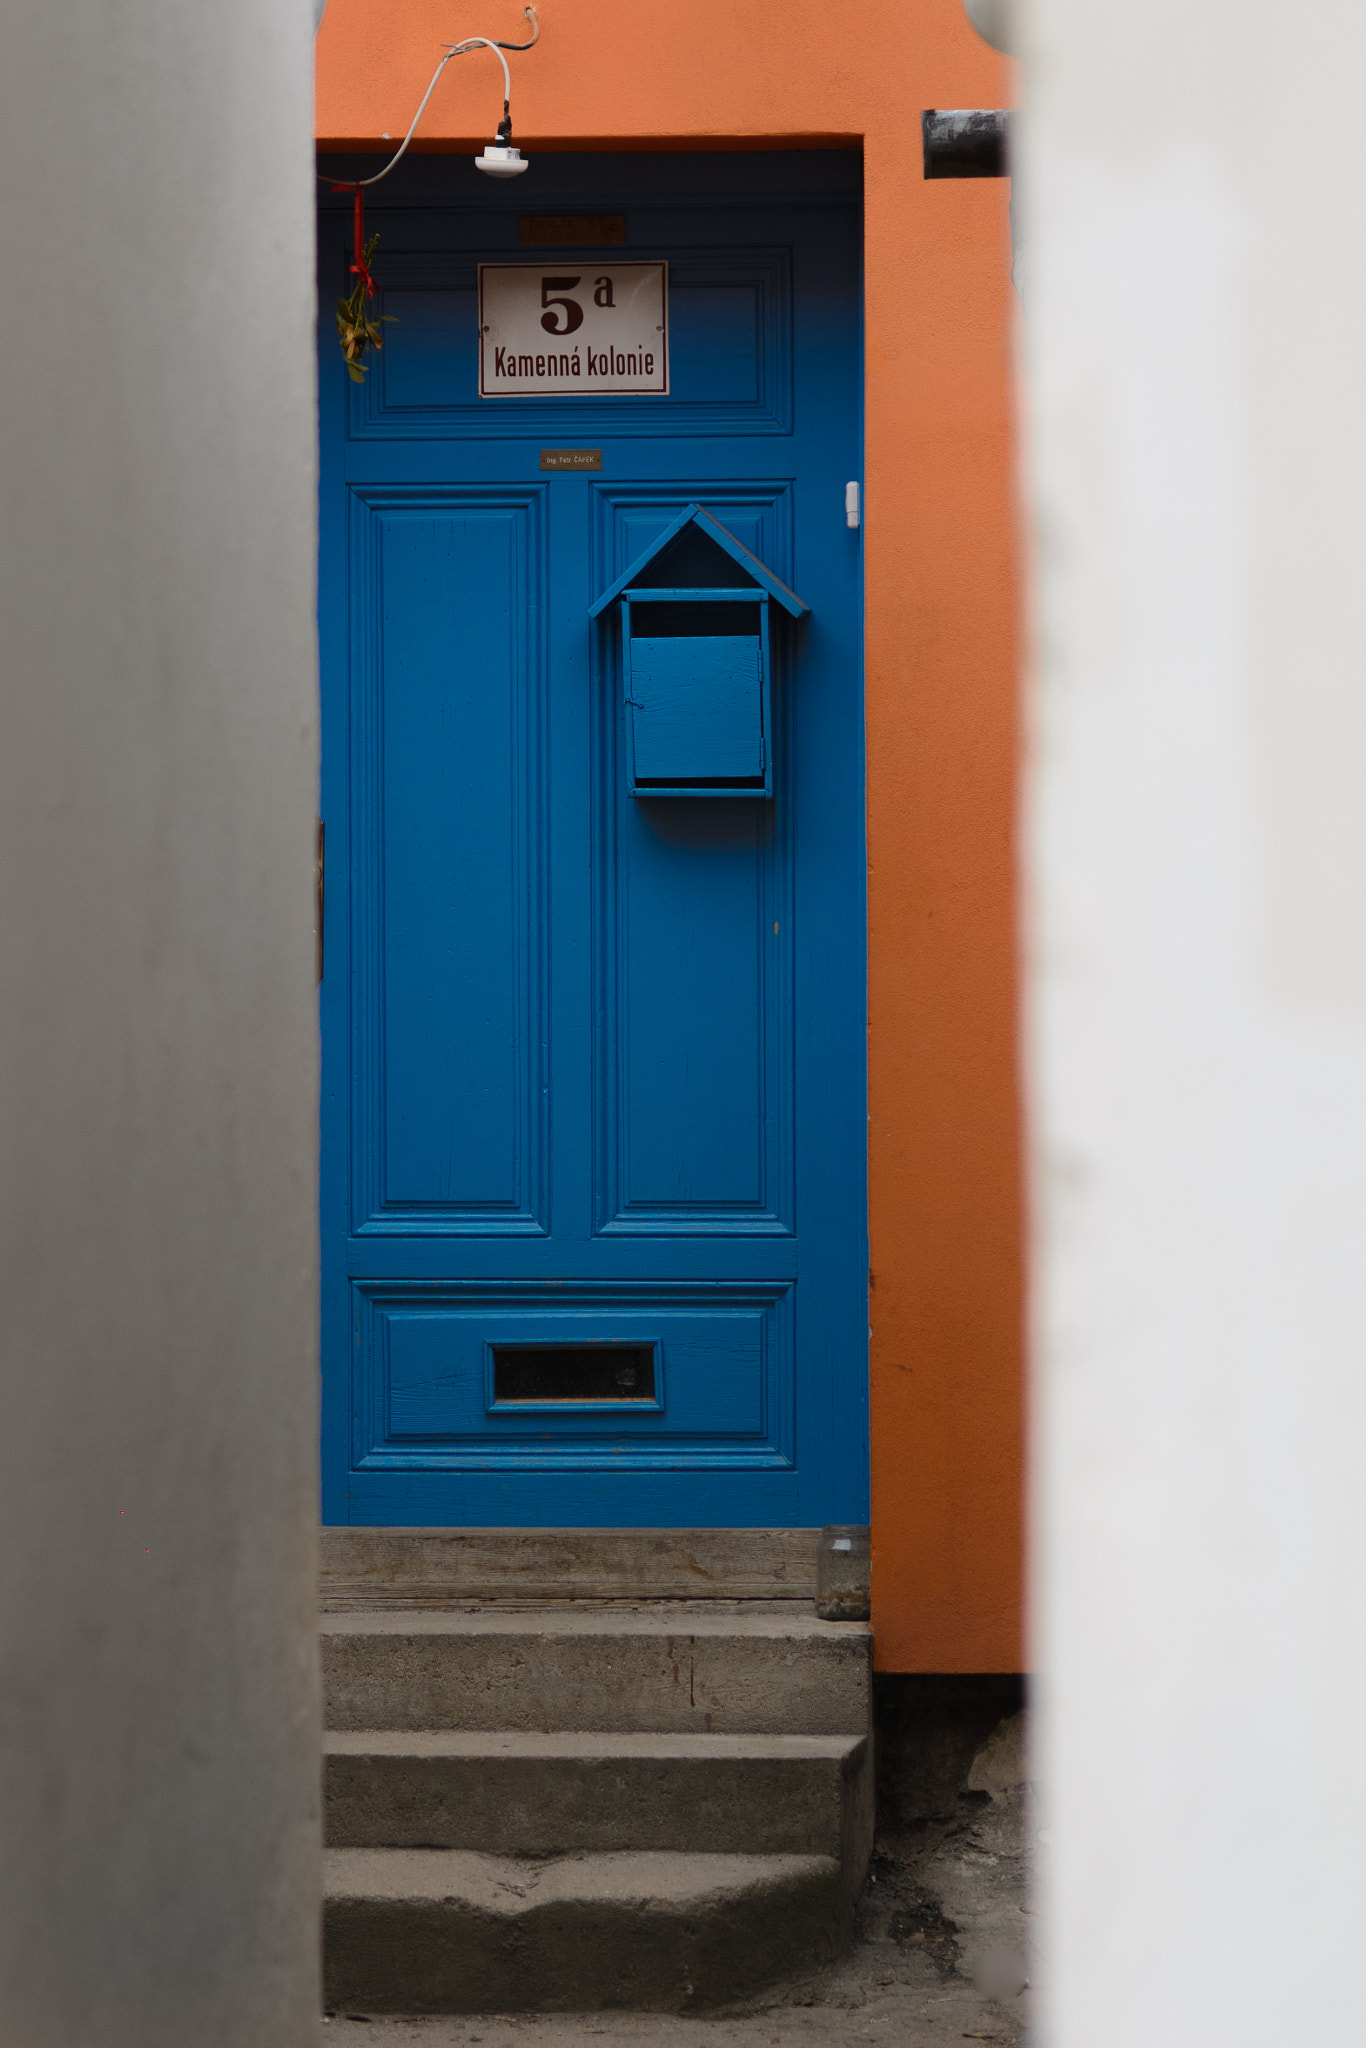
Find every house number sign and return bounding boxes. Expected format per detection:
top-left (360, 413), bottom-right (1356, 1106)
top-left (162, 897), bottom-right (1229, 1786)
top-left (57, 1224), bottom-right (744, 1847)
top-left (478, 262), bottom-right (669, 397)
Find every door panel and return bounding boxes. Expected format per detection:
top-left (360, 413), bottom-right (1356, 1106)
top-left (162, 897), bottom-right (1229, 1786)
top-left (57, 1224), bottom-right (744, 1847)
top-left (594, 487), bottom-right (794, 1237)
top-left (349, 489), bottom-right (548, 1234)
top-left (319, 152), bottom-right (866, 1527)
top-left (349, 249), bottom-right (793, 437)
top-left (618, 799), bottom-right (769, 1213)
top-left (352, 1282), bottom-right (790, 1469)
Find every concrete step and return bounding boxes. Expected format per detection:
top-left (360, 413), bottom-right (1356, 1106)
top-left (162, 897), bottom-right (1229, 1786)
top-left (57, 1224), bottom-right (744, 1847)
top-left (322, 1603), bottom-right (871, 1736)
top-left (323, 1847), bottom-right (846, 2015)
top-left (322, 1526), bottom-right (821, 1608)
top-left (325, 1729), bottom-right (871, 1858)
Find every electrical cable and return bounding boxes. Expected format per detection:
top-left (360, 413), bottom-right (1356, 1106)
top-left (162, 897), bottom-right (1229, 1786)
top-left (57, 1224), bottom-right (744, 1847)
top-left (319, 6), bottom-right (539, 190)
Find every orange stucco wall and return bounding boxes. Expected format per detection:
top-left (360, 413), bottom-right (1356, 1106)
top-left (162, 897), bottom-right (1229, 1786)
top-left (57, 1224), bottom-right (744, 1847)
top-left (316, 0), bottom-right (1023, 1673)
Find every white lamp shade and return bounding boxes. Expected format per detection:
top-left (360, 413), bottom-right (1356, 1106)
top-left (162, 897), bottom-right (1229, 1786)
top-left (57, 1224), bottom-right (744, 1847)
top-left (475, 145), bottom-right (530, 178)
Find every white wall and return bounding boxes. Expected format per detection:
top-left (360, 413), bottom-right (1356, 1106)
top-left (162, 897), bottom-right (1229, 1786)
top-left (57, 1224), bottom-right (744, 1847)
top-left (1021, 1), bottom-right (1366, 2042)
top-left (0, 4), bottom-right (320, 2044)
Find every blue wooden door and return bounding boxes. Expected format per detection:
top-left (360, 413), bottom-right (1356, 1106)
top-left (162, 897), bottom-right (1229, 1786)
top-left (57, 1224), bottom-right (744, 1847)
top-left (319, 152), bottom-right (866, 1526)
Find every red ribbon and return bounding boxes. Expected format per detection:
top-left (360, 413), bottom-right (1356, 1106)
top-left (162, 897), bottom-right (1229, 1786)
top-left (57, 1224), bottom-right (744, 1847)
top-left (332, 184), bottom-right (374, 299)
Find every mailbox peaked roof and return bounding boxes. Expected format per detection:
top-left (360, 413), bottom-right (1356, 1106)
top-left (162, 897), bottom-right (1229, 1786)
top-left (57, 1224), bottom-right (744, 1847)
top-left (588, 503), bottom-right (810, 619)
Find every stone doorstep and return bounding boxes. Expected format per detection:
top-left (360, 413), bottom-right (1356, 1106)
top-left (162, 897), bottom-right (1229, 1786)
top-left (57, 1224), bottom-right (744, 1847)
top-left (322, 1601), bottom-right (866, 1634)
top-left (321, 1527), bottom-right (823, 1607)
top-left (321, 1604), bottom-right (872, 1737)
top-left (319, 1560), bottom-right (875, 2016)
top-left (325, 1729), bottom-right (870, 1858)
top-left (323, 1848), bottom-right (846, 2016)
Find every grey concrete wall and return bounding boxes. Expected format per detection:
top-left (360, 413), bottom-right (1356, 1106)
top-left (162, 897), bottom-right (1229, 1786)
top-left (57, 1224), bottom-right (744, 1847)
top-left (1020, 0), bottom-right (1366, 2041)
top-left (0, 4), bottom-right (320, 2045)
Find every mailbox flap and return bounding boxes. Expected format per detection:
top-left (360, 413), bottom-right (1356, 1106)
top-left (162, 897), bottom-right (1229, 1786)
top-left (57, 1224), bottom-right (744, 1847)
top-left (629, 636), bottom-right (765, 787)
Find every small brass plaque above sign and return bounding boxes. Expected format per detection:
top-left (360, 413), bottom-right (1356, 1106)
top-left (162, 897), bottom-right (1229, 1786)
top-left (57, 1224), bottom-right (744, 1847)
top-left (522, 214), bottom-right (626, 246)
top-left (541, 449), bottom-right (602, 471)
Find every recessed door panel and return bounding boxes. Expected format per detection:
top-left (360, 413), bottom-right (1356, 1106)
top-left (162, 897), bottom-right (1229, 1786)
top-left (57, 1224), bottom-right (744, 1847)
top-left (349, 490), bottom-right (546, 1232)
top-left (354, 1282), bottom-right (785, 1467)
top-left (596, 487), bottom-right (792, 1233)
top-left (349, 250), bottom-right (792, 437)
top-left (619, 800), bottom-right (769, 1214)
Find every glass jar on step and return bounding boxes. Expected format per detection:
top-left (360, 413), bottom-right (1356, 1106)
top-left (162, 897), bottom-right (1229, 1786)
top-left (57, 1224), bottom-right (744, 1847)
top-left (815, 1525), bottom-right (871, 1621)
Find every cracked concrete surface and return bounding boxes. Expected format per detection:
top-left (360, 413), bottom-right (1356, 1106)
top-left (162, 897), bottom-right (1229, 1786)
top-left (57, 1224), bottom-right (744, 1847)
top-left (323, 1682), bottom-right (1033, 2047)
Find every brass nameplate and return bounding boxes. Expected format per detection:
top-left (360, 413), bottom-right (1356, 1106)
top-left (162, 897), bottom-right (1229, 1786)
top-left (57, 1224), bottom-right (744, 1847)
top-left (540, 449), bottom-right (603, 471)
top-left (521, 214), bottom-right (626, 246)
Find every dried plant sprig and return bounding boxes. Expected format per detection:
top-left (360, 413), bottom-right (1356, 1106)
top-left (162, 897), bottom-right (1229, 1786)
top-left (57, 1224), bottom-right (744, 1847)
top-left (336, 235), bottom-right (394, 384)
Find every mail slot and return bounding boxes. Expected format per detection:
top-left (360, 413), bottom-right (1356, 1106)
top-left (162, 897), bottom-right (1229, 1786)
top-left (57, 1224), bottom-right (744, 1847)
top-left (589, 502), bottom-right (809, 799)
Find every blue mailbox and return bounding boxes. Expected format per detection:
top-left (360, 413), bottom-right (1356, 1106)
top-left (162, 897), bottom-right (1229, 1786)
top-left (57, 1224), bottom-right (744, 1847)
top-left (589, 503), bottom-right (809, 798)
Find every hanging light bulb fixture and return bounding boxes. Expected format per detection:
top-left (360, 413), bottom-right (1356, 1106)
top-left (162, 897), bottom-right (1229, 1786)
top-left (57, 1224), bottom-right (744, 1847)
top-left (471, 37), bottom-right (531, 176)
top-left (330, 8), bottom-right (539, 197)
